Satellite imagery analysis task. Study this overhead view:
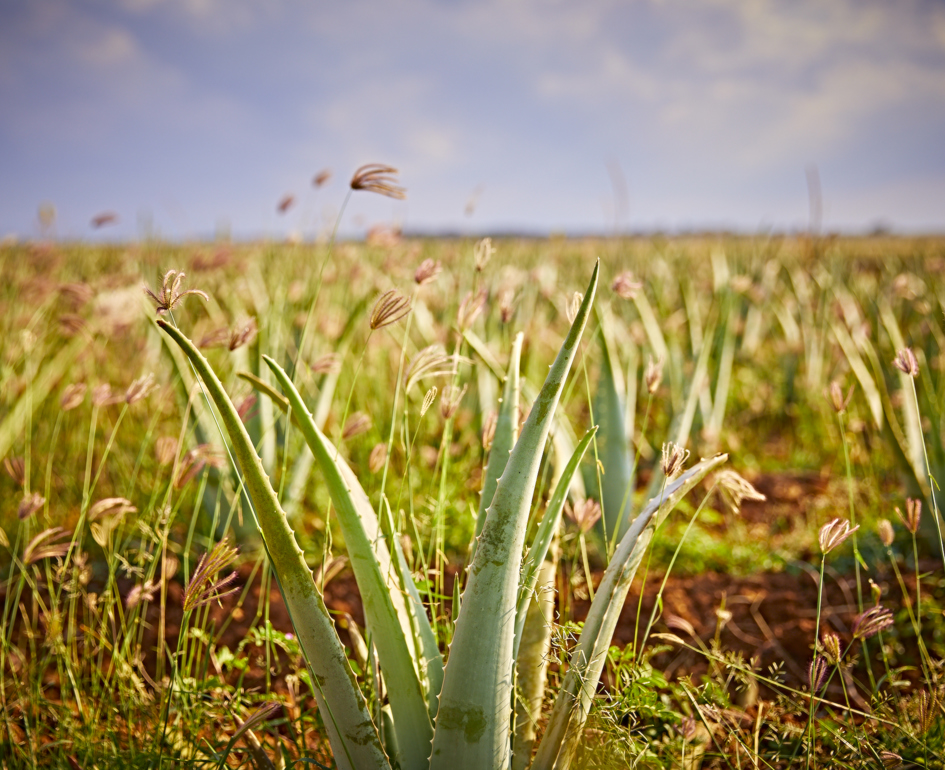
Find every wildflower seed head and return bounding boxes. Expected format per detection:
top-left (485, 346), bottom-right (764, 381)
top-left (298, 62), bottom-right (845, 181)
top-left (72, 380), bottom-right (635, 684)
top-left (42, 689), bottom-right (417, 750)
top-left (893, 347), bottom-right (919, 377)
top-left (342, 412), bottom-right (372, 440)
top-left (4, 457), bottom-right (25, 487)
top-left (310, 352), bottom-right (341, 375)
top-left (60, 383), bottom-right (87, 411)
top-left (144, 269), bottom-right (209, 316)
top-left (421, 386), bottom-right (438, 416)
top-left (440, 383), bottom-right (467, 420)
top-left (714, 469), bottom-right (766, 514)
top-left (312, 169), bottom-right (332, 188)
top-left (18, 492), bottom-right (45, 521)
top-left (896, 498), bottom-right (922, 534)
top-left (457, 289), bottom-right (488, 331)
top-left (611, 271), bottom-right (643, 300)
top-left (660, 442), bottom-right (690, 479)
top-left (414, 258), bottom-right (441, 286)
top-left (473, 237), bottom-right (495, 272)
top-left (820, 632), bottom-right (842, 664)
top-left (818, 517), bottom-right (859, 554)
top-left (155, 436), bottom-right (178, 466)
top-left (124, 373), bottom-right (157, 405)
top-left (183, 538), bottom-right (240, 613)
top-left (880, 751), bottom-right (903, 768)
top-left (565, 292), bottom-right (583, 324)
top-left (565, 498), bottom-right (602, 534)
top-left (852, 604), bottom-right (894, 640)
top-left (828, 380), bottom-right (854, 413)
top-left (350, 164), bottom-right (406, 199)
top-left (645, 355), bottom-right (664, 394)
top-left (808, 655), bottom-right (828, 693)
top-left (877, 518), bottom-right (895, 548)
top-left (370, 289), bottom-right (411, 330)
top-left (368, 443), bottom-right (387, 473)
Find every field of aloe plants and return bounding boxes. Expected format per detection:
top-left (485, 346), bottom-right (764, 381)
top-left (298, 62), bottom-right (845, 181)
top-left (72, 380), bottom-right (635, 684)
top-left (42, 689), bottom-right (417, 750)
top-left (1, 226), bottom-right (943, 768)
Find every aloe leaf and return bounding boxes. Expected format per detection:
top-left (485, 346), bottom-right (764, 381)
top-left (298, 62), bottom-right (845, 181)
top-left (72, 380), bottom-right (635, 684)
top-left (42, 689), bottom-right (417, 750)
top-left (155, 319), bottom-right (390, 770)
top-left (379, 499), bottom-right (445, 721)
top-left (472, 332), bottom-right (523, 558)
top-left (264, 355), bottom-right (435, 770)
top-left (514, 426), bottom-right (596, 659)
top-left (594, 314), bottom-right (634, 542)
top-left (531, 453), bottom-right (728, 770)
top-left (429, 260), bottom-right (599, 770)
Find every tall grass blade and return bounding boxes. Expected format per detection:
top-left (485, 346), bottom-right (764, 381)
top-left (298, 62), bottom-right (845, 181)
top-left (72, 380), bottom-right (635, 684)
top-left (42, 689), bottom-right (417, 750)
top-left (429, 261), bottom-right (599, 770)
top-left (156, 319), bottom-right (390, 770)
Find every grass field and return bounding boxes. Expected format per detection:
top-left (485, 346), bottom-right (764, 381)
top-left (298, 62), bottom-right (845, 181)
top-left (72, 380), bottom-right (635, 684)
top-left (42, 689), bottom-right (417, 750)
top-left (1, 232), bottom-right (943, 768)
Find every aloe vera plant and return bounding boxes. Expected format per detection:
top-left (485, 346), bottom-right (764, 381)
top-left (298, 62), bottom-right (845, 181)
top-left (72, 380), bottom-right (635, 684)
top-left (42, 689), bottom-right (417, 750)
top-left (157, 260), bottom-right (727, 770)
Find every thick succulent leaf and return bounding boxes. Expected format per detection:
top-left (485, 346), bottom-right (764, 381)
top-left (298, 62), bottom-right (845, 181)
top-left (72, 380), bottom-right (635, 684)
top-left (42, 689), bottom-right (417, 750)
top-left (513, 426), bottom-right (596, 659)
top-left (264, 355), bottom-right (435, 770)
top-left (472, 332), bottom-right (523, 559)
top-left (429, 260), bottom-right (599, 770)
top-left (156, 320), bottom-right (390, 770)
top-left (594, 317), bottom-right (634, 542)
top-left (532, 453), bottom-right (728, 770)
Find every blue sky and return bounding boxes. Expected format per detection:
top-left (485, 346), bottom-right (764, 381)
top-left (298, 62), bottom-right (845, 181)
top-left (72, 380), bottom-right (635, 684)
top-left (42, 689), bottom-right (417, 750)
top-left (2, 0), bottom-right (945, 240)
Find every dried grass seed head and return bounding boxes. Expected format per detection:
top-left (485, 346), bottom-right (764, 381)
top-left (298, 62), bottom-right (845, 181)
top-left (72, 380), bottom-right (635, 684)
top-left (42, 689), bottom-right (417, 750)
top-left (313, 169), bottom-right (332, 187)
top-left (896, 497), bottom-right (922, 534)
top-left (277, 194), bottom-right (295, 214)
top-left (714, 469), bottom-right (766, 514)
top-left (89, 497), bottom-right (137, 520)
top-left (124, 373), bottom-right (157, 405)
top-left (414, 258), bottom-right (442, 286)
top-left (819, 517), bottom-right (859, 554)
top-left (421, 386), bottom-right (438, 416)
top-left (350, 164), bottom-right (406, 199)
top-left (819, 632), bottom-right (842, 664)
top-left (155, 436), bottom-right (178, 466)
top-left (457, 289), bottom-right (488, 331)
top-left (342, 412), bottom-right (372, 440)
top-left (565, 498), bottom-right (602, 534)
top-left (893, 347), bottom-right (919, 377)
top-left (877, 518), bottom-right (895, 547)
top-left (18, 492), bottom-right (45, 521)
top-left (228, 317), bottom-right (258, 350)
top-left (880, 751), bottom-right (903, 769)
top-left (144, 269), bottom-right (209, 316)
top-left (4, 456), bottom-right (25, 487)
top-left (473, 237), bottom-right (495, 272)
top-left (310, 352), bottom-right (342, 375)
top-left (60, 383), bottom-right (87, 411)
top-left (828, 380), bottom-right (854, 413)
top-left (184, 538), bottom-right (240, 612)
top-left (370, 288), bottom-right (411, 330)
top-left (481, 411), bottom-right (498, 452)
top-left (24, 527), bottom-right (70, 564)
top-left (660, 442), bottom-right (690, 479)
top-left (645, 355), bottom-right (664, 394)
top-left (612, 271), bottom-right (643, 300)
top-left (368, 443), bottom-right (387, 473)
top-left (92, 383), bottom-right (118, 407)
top-left (808, 655), bottom-right (828, 693)
top-left (440, 383), bottom-right (467, 420)
top-left (405, 345), bottom-right (453, 392)
top-left (565, 292), bottom-right (583, 324)
top-left (852, 604), bottom-right (894, 640)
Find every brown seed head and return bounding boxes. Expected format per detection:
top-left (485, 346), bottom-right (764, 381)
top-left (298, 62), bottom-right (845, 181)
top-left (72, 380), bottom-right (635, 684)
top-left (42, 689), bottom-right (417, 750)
top-left (852, 604), bottom-right (894, 640)
top-left (714, 469), bottom-right (766, 513)
top-left (89, 497), bottom-right (137, 520)
top-left (18, 492), bottom-right (45, 521)
top-left (235, 393), bottom-right (257, 422)
top-left (124, 373), bottom-right (157, 405)
top-left (155, 436), bottom-right (178, 466)
top-left (440, 383), bottom-right (467, 420)
top-left (228, 317), bottom-right (258, 350)
top-left (481, 411), bottom-right (498, 452)
top-left (370, 289), bottom-right (411, 330)
top-left (877, 518), bottom-right (895, 548)
top-left (405, 346), bottom-right (453, 392)
top-left (611, 271), bottom-right (643, 300)
top-left (350, 164), bottom-right (406, 200)
top-left (90, 211), bottom-right (118, 229)
top-left (342, 412), bottom-right (372, 440)
top-left (368, 443), bottom-right (387, 473)
top-left (880, 751), bottom-right (903, 769)
top-left (645, 355), bottom-right (664, 394)
top-left (828, 380), bottom-right (854, 413)
top-left (60, 383), bottom-right (87, 411)
top-left (473, 238), bottom-right (495, 272)
top-left (895, 498), bottom-right (922, 534)
top-left (819, 517), bottom-right (859, 554)
top-left (565, 498), bottom-right (602, 534)
top-left (414, 258), bottom-right (442, 286)
top-left (457, 289), bottom-right (488, 331)
top-left (660, 442), bottom-right (690, 479)
top-left (144, 269), bottom-right (209, 317)
top-left (808, 655), bottom-right (828, 693)
top-left (91, 383), bottom-right (118, 407)
top-left (4, 457), bottom-right (25, 487)
top-left (310, 352), bottom-right (342, 375)
top-left (313, 169), bottom-right (332, 188)
top-left (184, 538), bottom-right (239, 612)
top-left (24, 527), bottom-right (70, 564)
top-left (915, 689), bottom-right (939, 734)
top-left (893, 347), bottom-right (919, 377)
top-left (277, 194), bottom-right (295, 214)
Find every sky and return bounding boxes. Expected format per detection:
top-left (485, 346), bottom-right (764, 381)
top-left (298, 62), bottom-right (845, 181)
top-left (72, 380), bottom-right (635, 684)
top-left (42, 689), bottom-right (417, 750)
top-left (2, 0), bottom-right (945, 241)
